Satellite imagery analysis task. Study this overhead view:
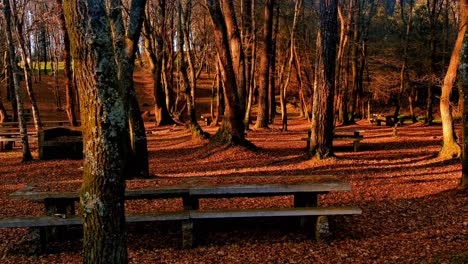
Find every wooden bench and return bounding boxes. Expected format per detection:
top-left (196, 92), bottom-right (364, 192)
top-left (302, 130), bottom-right (364, 152)
top-left (6, 176), bottom-right (361, 251)
top-left (200, 113), bottom-right (213, 126)
top-left (0, 212), bottom-right (189, 253)
top-left (0, 130), bottom-right (38, 151)
top-left (200, 113), bottom-right (223, 126)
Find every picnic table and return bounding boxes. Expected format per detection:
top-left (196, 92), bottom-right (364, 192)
top-left (4, 175), bottom-right (361, 251)
top-left (302, 129), bottom-right (364, 152)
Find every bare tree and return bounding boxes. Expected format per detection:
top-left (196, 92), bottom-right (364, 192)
top-left (205, 0), bottom-right (248, 145)
top-left (3, 0), bottom-right (32, 162)
top-left (309, 0), bottom-right (338, 159)
top-left (143, 0), bottom-right (175, 126)
top-left (56, 0), bottom-right (78, 126)
top-left (439, 0), bottom-right (466, 160)
top-left (255, 0), bottom-right (275, 129)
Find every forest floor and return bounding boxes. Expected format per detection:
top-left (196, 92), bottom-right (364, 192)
top-left (0, 71), bottom-right (467, 263)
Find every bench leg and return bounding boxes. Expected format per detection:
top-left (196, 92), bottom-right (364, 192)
top-left (181, 220), bottom-right (194, 249)
top-left (294, 193), bottom-right (318, 228)
top-left (353, 140), bottom-right (360, 152)
top-left (314, 215), bottom-right (330, 242)
top-left (183, 196), bottom-right (199, 210)
top-left (38, 227), bottom-right (49, 253)
top-left (44, 199), bottom-right (76, 242)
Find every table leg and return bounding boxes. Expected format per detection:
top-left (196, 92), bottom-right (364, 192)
top-left (294, 193), bottom-right (318, 228)
top-left (43, 199), bottom-right (76, 243)
top-left (183, 196), bottom-right (199, 210)
top-left (181, 220), bottom-right (194, 249)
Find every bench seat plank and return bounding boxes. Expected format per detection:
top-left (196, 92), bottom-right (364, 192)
top-left (0, 211), bottom-right (190, 228)
top-left (189, 182), bottom-right (351, 196)
top-left (189, 206), bottom-right (362, 219)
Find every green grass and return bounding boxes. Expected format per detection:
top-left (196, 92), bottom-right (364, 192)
top-left (22, 61), bottom-right (65, 73)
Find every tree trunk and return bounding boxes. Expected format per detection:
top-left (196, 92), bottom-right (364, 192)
top-left (439, 0), bottom-right (467, 160)
top-left (280, 0), bottom-right (302, 131)
top-left (269, 4), bottom-right (280, 124)
top-left (12, 6), bottom-right (43, 134)
top-left (394, 0), bottom-right (413, 122)
top-left (255, 0), bottom-right (275, 129)
top-left (426, 0), bottom-right (441, 124)
top-left (244, 0), bottom-right (256, 128)
top-left (3, 0), bottom-right (32, 162)
top-left (109, 0), bottom-right (150, 178)
top-left (309, 0), bottom-right (338, 159)
top-left (336, 2), bottom-right (351, 124)
top-left (56, 0), bottom-right (79, 126)
top-left (4, 50), bottom-right (18, 122)
top-left (221, 0), bottom-right (247, 116)
top-left (63, 0), bottom-right (147, 262)
top-left (206, 0), bottom-right (247, 146)
top-left (143, 0), bottom-right (174, 126)
top-left (177, 0), bottom-right (207, 139)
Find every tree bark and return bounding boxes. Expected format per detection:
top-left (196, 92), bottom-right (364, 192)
top-left (143, 0), bottom-right (174, 126)
top-left (221, 0), bottom-right (247, 116)
top-left (109, 0), bottom-right (150, 178)
top-left (309, 0), bottom-right (338, 159)
top-left (255, 0), bottom-right (275, 129)
top-left (63, 0), bottom-right (147, 262)
top-left (3, 0), bottom-right (32, 162)
top-left (56, 0), bottom-right (79, 127)
top-left (11, 0), bottom-right (43, 134)
top-left (177, 0), bottom-right (207, 139)
top-left (439, 0), bottom-right (467, 160)
top-left (206, 0), bottom-right (247, 146)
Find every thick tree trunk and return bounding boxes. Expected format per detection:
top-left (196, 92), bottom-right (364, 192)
top-left (221, 0), bottom-right (246, 116)
top-left (3, 0), bottom-right (32, 162)
top-left (255, 0), bottom-right (275, 129)
top-left (109, 0), bottom-right (149, 178)
top-left (206, 0), bottom-right (247, 146)
top-left (63, 0), bottom-right (147, 262)
top-left (439, 2), bottom-right (467, 160)
top-left (309, 0), bottom-right (338, 159)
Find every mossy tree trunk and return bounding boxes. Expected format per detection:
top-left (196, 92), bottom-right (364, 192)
top-left (439, 1), bottom-right (467, 160)
top-left (63, 0), bottom-right (147, 262)
top-left (309, 0), bottom-right (338, 159)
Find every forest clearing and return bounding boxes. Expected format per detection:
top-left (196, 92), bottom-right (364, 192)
top-left (0, 69), bottom-right (467, 263)
top-left (1, 0), bottom-right (468, 263)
